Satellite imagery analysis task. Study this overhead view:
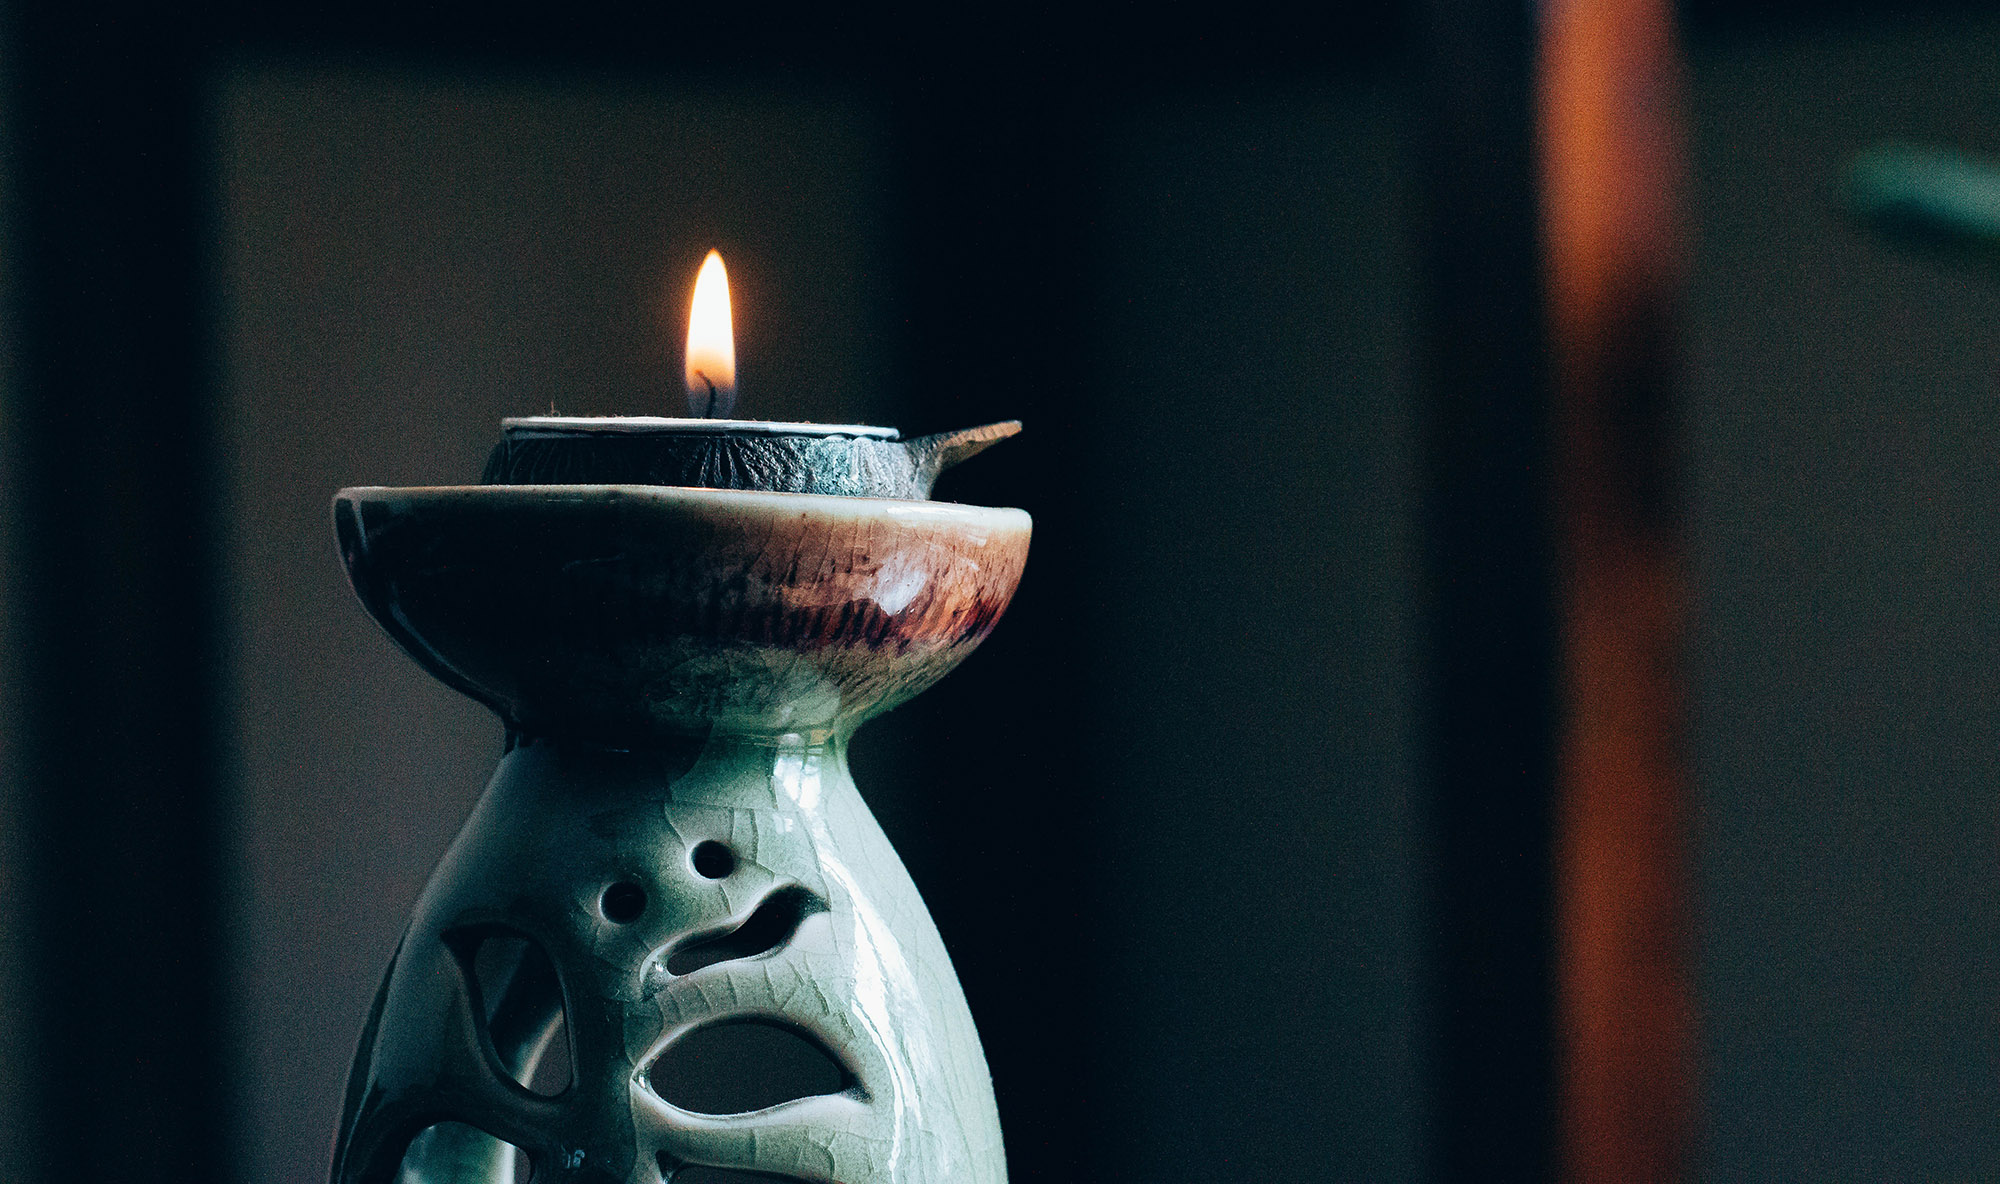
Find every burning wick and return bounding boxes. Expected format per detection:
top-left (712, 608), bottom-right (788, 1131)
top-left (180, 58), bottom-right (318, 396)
top-left (692, 371), bottom-right (720, 417)
top-left (684, 249), bottom-right (737, 419)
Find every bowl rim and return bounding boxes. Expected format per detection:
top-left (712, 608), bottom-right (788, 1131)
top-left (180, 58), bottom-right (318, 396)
top-left (334, 483), bottom-right (1032, 527)
top-left (500, 416), bottom-right (899, 439)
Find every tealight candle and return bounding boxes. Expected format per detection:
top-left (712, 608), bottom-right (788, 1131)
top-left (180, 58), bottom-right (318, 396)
top-left (481, 249), bottom-right (1018, 500)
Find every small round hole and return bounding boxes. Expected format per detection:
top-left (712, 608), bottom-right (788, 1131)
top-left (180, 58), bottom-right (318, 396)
top-left (601, 882), bottom-right (647, 923)
top-left (690, 841), bottom-right (736, 880)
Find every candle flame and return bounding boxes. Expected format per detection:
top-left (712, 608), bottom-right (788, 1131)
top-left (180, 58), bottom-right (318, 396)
top-left (684, 249), bottom-right (736, 418)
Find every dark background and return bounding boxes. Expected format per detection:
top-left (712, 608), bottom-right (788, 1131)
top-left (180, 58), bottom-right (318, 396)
top-left (2, 3), bottom-right (1997, 1182)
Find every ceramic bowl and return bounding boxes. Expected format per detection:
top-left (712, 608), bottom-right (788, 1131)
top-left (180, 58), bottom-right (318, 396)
top-left (334, 485), bottom-right (1031, 744)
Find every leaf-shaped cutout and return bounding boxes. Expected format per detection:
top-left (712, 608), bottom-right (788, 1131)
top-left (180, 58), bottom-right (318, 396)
top-left (650, 1021), bottom-right (851, 1114)
top-left (397, 1120), bottom-right (529, 1184)
top-left (666, 885), bottom-right (827, 975)
top-left (465, 930), bottom-right (572, 1097)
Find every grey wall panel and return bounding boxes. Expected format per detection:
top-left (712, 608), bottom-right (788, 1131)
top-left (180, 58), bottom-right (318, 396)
top-left (1689, 19), bottom-right (2000, 1179)
top-left (1090, 84), bottom-right (1425, 1183)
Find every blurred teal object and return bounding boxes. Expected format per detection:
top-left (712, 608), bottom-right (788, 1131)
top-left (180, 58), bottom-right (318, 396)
top-left (1847, 143), bottom-right (2000, 256)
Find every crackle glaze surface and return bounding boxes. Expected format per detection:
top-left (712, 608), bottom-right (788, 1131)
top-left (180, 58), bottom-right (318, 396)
top-left (329, 486), bottom-right (1028, 1184)
top-left (334, 738), bottom-right (1005, 1184)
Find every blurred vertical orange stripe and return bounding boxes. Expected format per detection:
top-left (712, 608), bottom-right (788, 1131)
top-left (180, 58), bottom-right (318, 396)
top-left (1537, 0), bottom-right (1697, 1180)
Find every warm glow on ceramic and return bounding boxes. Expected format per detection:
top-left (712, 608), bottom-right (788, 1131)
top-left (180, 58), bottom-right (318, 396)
top-left (684, 249), bottom-right (736, 417)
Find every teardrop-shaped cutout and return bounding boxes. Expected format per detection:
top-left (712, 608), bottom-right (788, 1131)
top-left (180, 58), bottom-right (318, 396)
top-left (666, 886), bottom-right (827, 975)
top-left (465, 930), bottom-right (572, 1097)
top-left (650, 1021), bottom-right (851, 1114)
top-left (397, 1120), bottom-right (529, 1184)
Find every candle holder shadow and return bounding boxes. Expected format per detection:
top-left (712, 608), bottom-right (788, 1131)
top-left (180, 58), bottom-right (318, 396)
top-left (328, 484), bottom-right (1028, 1184)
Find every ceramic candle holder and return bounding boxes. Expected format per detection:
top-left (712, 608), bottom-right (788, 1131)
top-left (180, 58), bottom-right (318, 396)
top-left (327, 479), bottom-right (1029, 1184)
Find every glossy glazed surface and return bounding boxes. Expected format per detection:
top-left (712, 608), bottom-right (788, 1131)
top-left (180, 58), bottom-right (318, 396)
top-left (335, 737), bottom-right (1006, 1184)
top-left (331, 486), bottom-right (1027, 1183)
top-left (334, 486), bottom-right (1031, 743)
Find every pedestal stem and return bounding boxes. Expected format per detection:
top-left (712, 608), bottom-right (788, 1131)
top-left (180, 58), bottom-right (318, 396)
top-left (338, 732), bottom-right (1006, 1184)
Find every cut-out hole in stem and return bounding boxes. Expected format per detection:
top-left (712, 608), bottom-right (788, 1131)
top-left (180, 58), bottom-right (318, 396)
top-left (601, 881), bottom-right (648, 923)
top-left (650, 1021), bottom-right (851, 1115)
top-left (398, 1121), bottom-right (529, 1184)
top-left (667, 886), bottom-right (827, 975)
top-left (690, 841), bottom-right (736, 879)
top-left (467, 931), bottom-right (572, 1097)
